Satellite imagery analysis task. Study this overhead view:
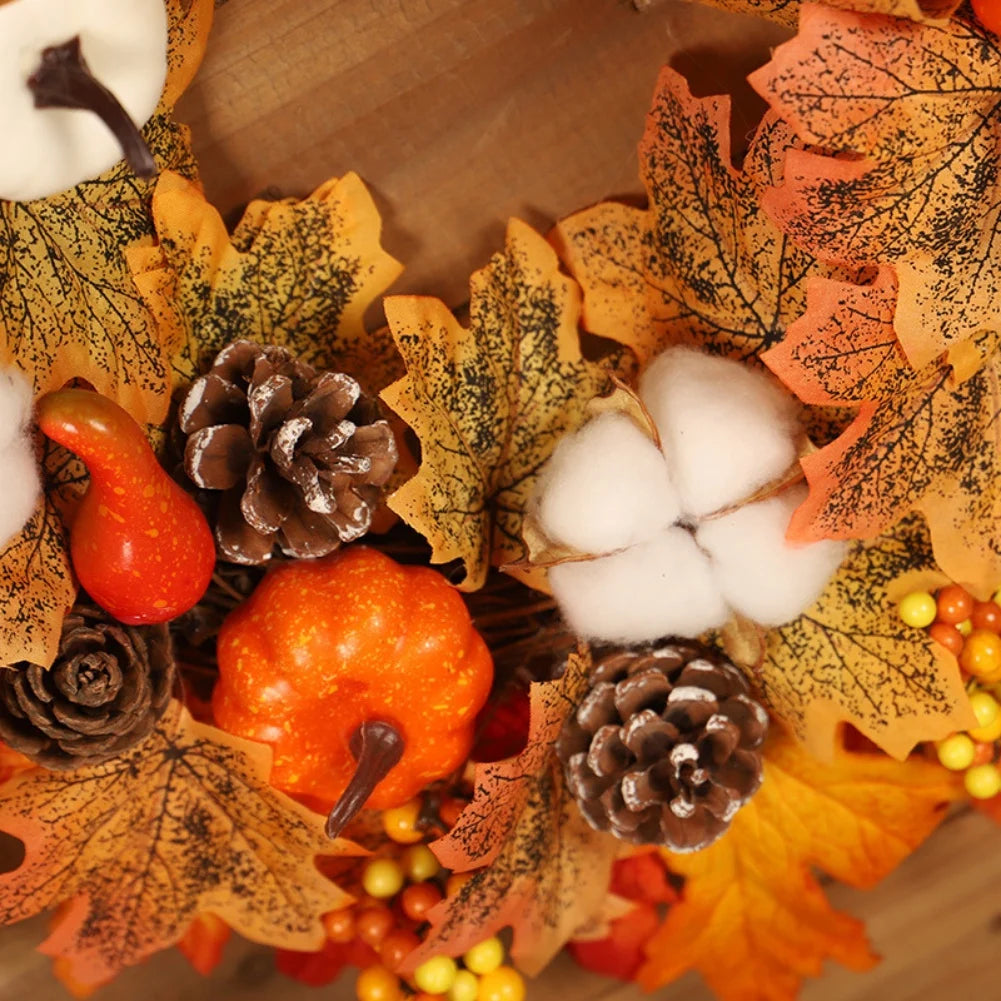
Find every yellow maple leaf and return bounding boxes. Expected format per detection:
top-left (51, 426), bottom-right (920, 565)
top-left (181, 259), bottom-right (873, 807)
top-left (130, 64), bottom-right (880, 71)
top-left (638, 729), bottom-right (960, 1001)
top-left (381, 219), bottom-right (625, 592)
top-left (129, 170), bottom-right (403, 395)
top-left (687, 0), bottom-right (958, 28)
top-left (0, 701), bottom-right (355, 984)
top-left (724, 514), bottom-right (974, 759)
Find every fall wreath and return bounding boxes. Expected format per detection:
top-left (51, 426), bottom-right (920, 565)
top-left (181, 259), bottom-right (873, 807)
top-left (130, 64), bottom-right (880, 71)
top-left (0, 0), bottom-right (998, 999)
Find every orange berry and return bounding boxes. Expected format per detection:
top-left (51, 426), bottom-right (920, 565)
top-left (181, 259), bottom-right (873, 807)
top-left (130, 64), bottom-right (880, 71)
top-left (478, 967), bottom-right (526, 1001)
top-left (439, 797), bottom-right (466, 829)
top-left (322, 908), bottom-right (356, 944)
top-left (972, 741), bottom-right (996, 766)
top-left (960, 630), bottom-right (1001, 681)
top-left (356, 905), bottom-right (395, 948)
top-left (936, 585), bottom-right (974, 624)
top-left (446, 872), bottom-right (475, 897)
top-left (382, 799), bottom-right (425, 845)
top-left (972, 601), bottom-right (1001, 633)
top-left (401, 882), bottom-right (443, 922)
top-left (356, 965), bottom-right (404, 1001)
top-left (379, 928), bottom-right (421, 972)
top-left (929, 622), bottom-right (964, 656)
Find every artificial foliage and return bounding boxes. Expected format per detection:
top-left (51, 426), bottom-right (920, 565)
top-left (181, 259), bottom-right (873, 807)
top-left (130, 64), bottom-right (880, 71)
top-left (0, 0), bottom-right (1000, 999)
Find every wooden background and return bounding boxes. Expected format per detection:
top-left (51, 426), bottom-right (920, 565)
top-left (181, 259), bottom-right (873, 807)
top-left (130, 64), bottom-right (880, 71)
top-left (5, 0), bottom-right (1001, 998)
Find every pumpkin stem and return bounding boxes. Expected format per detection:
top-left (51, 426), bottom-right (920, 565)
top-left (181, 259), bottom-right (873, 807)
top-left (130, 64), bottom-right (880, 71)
top-left (27, 36), bottom-right (156, 180)
top-left (325, 720), bottom-right (405, 840)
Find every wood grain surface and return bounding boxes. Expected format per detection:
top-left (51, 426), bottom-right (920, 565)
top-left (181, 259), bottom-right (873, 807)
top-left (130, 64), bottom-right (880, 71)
top-left (4, 1), bottom-right (998, 998)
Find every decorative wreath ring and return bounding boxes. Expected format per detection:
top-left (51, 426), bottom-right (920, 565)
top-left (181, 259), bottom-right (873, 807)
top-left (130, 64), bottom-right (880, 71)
top-left (0, 0), bottom-right (997, 999)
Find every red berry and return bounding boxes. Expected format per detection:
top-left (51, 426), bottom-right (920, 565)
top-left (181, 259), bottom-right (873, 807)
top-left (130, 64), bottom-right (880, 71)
top-left (936, 585), bottom-right (974, 625)
top-left (356, 905), bottom-right (395, 948)
top-left (972, 601), bottom-right (1001, 633)
top-left (379, 929), bottom-right (421, 972)
top-left (929, 621), bottom-right (965, 656)
top-left (401, 882), bottom-right (443, 922)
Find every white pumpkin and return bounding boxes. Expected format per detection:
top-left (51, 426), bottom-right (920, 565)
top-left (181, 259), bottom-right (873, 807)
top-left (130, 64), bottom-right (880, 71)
top-left (0, 0), bottom-right (168, 201)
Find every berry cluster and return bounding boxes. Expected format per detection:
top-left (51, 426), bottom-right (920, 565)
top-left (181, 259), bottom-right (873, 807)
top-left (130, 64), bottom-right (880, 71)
top-left (899, 584), bottom-right (1001, 798)
top-left (286, 797), bottom-right (526, 1001)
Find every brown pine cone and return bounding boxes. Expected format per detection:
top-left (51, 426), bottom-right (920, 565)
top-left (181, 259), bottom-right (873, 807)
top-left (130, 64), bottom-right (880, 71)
top-left (0, 606), bottom-right (175, 770)
top-left (556, 640), bottom-right (768, 851)
top-left (179, 340), bottom-right (398, 564)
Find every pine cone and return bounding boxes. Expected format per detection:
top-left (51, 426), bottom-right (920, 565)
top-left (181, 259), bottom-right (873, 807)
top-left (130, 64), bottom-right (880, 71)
top-left (179, 340), bottom-right (398, 564)
top-left (556, 640), bottom-right (768, 851)
top-left (0, 606), bottom-right (175, 770)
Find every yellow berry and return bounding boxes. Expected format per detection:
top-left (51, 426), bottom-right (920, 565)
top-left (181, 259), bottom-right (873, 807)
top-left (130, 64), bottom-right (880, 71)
top-left (936, 733), bottom-right (976, 770)
top-left (478, 967), bottom-right (526, 1001)
top-left (970, 716), bottom-right (1001, 743)
top-left (957, 618), bottom-right (973, 636)
top-left (448, 969), bottom-right (480, 1001)
top-left (414, 956), bottom-right (458, 995)
top-left (362, 858), bottom-right (406, 899)
top-left (463, 937), bottom-right (504, 975)
top-left (965, 763), bottom-right (1001, 799)
top-left (993, 586), bottom-right (1001, 606)
top-left (381, 800), bottom-right (425, 845)
top-left (402, 843), bottom-right (441, 882)
top-left (899, 591), bottom-right (937, 628)
top-left (971, 691), bottom-right (1001, 726)
top-left (356, 965), bottom-right (404, 1001)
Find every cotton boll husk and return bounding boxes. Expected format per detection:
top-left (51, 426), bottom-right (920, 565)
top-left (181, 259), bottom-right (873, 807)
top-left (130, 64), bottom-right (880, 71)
top-left (548, 526), bottom-right (729, 643)
top-left (534, 412), bottom-right (681, 554)
top-left (0, 369), bottom-right (34, 452)
top-left (695, 485), bottom-right (848, 627)
top-left (0, 440), bottom-right (41, 549)
top-left (638, 346), bottom-right (800, 518)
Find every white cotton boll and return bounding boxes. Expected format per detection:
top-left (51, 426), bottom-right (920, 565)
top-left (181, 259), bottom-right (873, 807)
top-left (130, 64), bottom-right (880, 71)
top-left (548, 527), bottom-right (730, 643)
top-left (695, 485), bottom-right (848, 627)
top-left (534, 413), bottom-right (681, 555)
top-left (638, 346), bottom-right (800, 518)
top-left (0, 369), bottom-right (34, 453)
top-left (0, 439), bottom-right (41, 549)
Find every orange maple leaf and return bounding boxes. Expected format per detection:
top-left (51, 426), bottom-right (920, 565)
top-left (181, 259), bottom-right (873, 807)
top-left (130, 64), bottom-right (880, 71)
top-left (752, 6), bottom-right (1001, 372)
top-left (0, 701), bottom-right (355, 984)
top-left (685, 0), bottom-right (958, 28)
top-left (763, 267), bottom-right (1001, 593)
top-left (402, 648), bottom-right (620, 977)
top-left (638, 729), bottom-right (960, 1001)
top-left (177, 913), bottom-right (232, 976)
top-left (553, 67), bottom-right (860, 368)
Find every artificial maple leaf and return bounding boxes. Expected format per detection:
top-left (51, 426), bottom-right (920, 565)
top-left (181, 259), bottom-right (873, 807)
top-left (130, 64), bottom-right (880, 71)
top-left (752, 6), bottom-right (1001, 371)
top-left (0, 700), bottom-right (354, 984)
top-left (177, 913), bottom-right (232, 976)
top-left (638, 728), bottom-right (959, 1001)
top-left (128, 170), bottom-right (403, 395)
top-left (163, 0), bottom-right (215, 107)
top-left (0, 438), bottom-right (89, 668)
top-left (553, 67), bottom-right (859, 368)
top-left (688, 0), bottom-right (958, 27)
top-left (381, 219), bottom-right (623, 591)
top-left (724, 514), bottom-right (974, 759)
top-left (763, 264), bottom-right (1001, 592)
top-left (402, 648), bottom-right (620, 976)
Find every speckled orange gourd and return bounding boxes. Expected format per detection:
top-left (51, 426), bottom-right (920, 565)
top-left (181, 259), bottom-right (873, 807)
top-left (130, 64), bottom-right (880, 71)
top-left (36, 388), bottom-right (215, 625)
top-left (213, 546), bottom-right (494, 810)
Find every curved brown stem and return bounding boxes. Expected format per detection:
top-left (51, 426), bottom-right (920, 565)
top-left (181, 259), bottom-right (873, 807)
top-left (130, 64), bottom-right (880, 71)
top-left (325, 720), bottom-right (405, 840)
top-left (28, 36), bottom-right (156, 180)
